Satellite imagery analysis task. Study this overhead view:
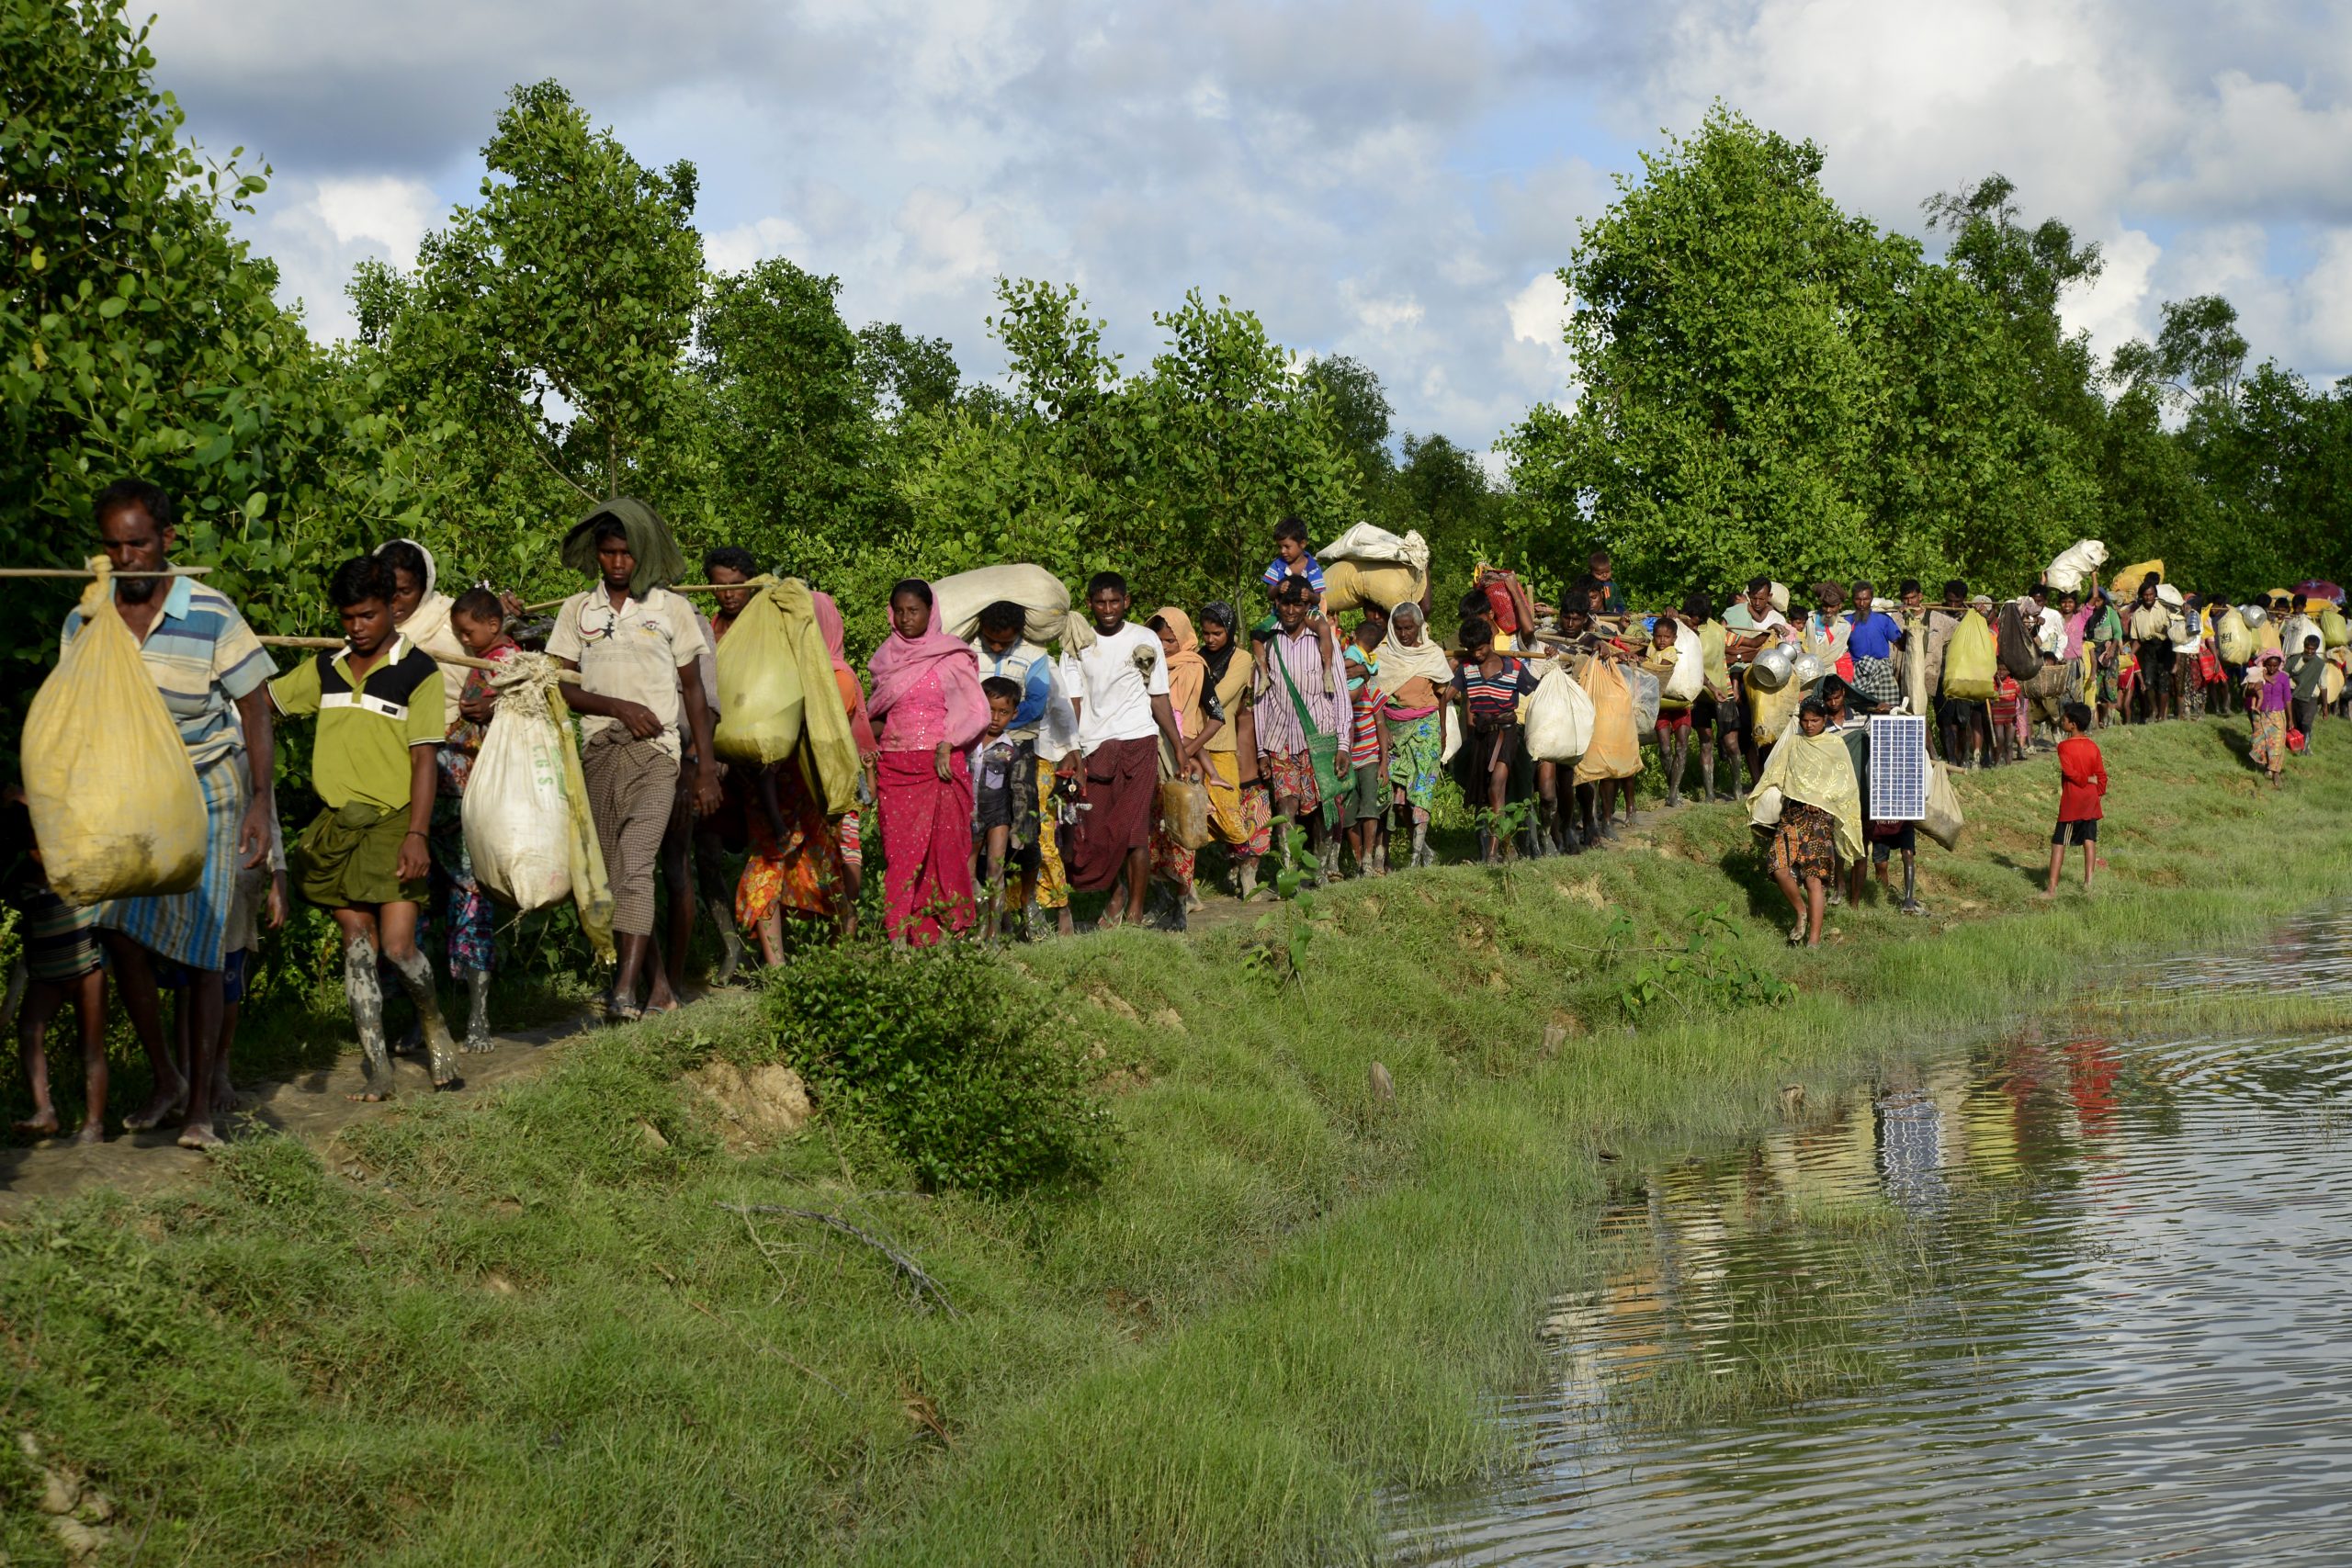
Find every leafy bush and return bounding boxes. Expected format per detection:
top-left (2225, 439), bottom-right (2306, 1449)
top-left (762, 942), bottom-right (1114, 1197)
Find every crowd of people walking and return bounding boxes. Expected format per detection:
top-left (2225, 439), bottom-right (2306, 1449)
top-left (8, 481), bottom-right (2341, 1148)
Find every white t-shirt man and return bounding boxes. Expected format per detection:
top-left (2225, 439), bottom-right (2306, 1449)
top-left (1059, 622), bottom-right (1169, 754)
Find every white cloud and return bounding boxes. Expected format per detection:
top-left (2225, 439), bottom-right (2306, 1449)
top-left (250, 174), bottom-right (438, 338)
top-left (148, 0), bottom-right (2352, 444)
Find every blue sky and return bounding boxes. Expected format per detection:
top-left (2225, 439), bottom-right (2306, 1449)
top-left (146, 0), bottom-right (2352, 458)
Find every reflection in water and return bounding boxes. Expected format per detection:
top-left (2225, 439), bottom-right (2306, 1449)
top-left (1397, 911), bottom-right (2352, 1565)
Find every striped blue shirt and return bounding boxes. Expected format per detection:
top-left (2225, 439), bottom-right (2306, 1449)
top-left (62, 575), bottom-right (275, 772)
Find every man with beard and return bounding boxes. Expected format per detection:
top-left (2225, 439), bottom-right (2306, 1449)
top-left (62, 479), bottom-right (277, 1148)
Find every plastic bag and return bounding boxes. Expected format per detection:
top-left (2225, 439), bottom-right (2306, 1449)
top-left (24, 561), bottom-right (207, 903)
top-left (934, 564), bottom-right (1070, 647)
top-left (1626, 665), bottom-right (1661, 737)
top-left (1322, 559), bottom-right (1426, 616)
top-left (1158, 776), bottom-right (1212, 852)
top-left (1996, 602), bottom-right (2041, 680)
top-left (2109, 558), bottom-right (2164, 598)
top-left (1575, 661), bottom-right (1642, 783)
top-left (2218, 608), bottom-right (2255, 663)
top-left (464, 659), bottom-right (575, 912)
top-left (1922, 761), bottom-right (1964, 851)
top-left (1664, 641), bottom-right (1705, 702)
top-left (1749, 784), bottom-right (1784, 829)
top-left (1942, 611), bottom-right (1996, 700)
top-left (1523, 666), bottom-right (1593, 761)
top-left (713, 579), bottom-right (806, 766)
top-left (1318, 524), bottom-right (1430, 574)
top-left (2323, 608), bottom-right (2348, 649)
top-left (2044, 538), bottom-right (2108, 593)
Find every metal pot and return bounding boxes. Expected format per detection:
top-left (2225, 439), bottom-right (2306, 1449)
top-left (1791, 651), bottom-right (1826, 689)
top-left (1748, 642), bottom-right (1796, 692)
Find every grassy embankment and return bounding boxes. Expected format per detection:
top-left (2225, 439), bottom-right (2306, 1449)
top-left (5, 717), bottom-right (2349, 1565)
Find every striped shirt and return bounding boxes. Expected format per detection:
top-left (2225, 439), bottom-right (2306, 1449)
top-left (1453, 657), bottom-right (1537, 724)
top-left (1252, 626), bottom-right (1344, 752)
top-left (61, 575), bottom-right (275, 773)
top-left (1344, 644), bottom-right (1383, 765)
top-left (1261, 552), bottom-right (1328, 593)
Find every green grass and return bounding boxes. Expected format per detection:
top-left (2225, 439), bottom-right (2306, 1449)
top-left (5, 717), bottom-right (2349, 1565)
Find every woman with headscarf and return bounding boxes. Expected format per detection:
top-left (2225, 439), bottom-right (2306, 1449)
top-left (1147, 607), bottom-right (1211, 913)
top-left (1195, 603), bottom-right (1273, 898)
top-left (1751, 696), bottom-right (1863, 948)
top-left (1374, 600), bottom-right (1452, 867)
top-left (377, 539), bottom-right (497, 1031)
top-left (867, 580), bottom-right (989, 945)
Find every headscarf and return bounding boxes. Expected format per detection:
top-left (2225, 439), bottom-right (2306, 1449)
top-left (867, 586), bottom-right (989, 750)
top-left (1373, 602), bottom-right (1453, 701)
top-left (559, 496), bottom-right (687, 600)
top-left (1151, 606), bottom-right (1206, 725)
top-left (814, 591), bottom-right (879, 757)
top-left (377, 537), bottom-right (463, 726)
top-left (1200, 601), bottom-right (1240, 687)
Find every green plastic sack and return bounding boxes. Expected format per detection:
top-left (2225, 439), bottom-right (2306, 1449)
top-left (714, 578), bottom-right (807, 766)
top-left (1942, 611), bottom-right (1996, 701)
top-left (2323, 608), bottom-right (2348, 650)
top-left (25, 561), bottom-right (208, 903)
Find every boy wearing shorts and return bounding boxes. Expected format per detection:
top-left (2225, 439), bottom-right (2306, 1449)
top-left (2043, 703), bottom-right (2105, 898)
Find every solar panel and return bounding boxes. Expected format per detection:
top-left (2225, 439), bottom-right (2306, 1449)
top-left (1868, 715), bottom-right (1929, 821)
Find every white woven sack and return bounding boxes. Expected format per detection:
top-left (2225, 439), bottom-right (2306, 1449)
top-left (463, 680), bottom-right (575, 911)
top-left (1523, 666), bottom-right (1594, 761)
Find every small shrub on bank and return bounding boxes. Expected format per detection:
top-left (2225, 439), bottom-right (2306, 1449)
top-left (762, 942), bottom-right (1115, 1197)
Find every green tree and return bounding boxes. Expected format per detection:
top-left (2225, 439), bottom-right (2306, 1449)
top-left (0, 0), bottom-right (432, 687)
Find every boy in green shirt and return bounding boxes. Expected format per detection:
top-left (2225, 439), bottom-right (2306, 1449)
top-left (271, 556), bottom-right (462, 1099)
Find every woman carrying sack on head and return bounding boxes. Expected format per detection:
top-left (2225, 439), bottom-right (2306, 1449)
top-left (1147, 607), bottom-right (1214, 915)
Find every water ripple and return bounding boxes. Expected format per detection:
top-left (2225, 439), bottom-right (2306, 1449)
top-left (1396, 913), bottom-right (2352, 1565)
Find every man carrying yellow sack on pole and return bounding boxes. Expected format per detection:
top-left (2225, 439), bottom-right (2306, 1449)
top-left (63, 480), bottom-right (279, 1149)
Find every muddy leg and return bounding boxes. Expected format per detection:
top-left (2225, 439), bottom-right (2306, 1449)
top-left (388, 950), bottom-right (462, 1090)
top-left (342, 933), bottom-right (392, 1100)
top-left (459, 964), bottom-right (494, 1053)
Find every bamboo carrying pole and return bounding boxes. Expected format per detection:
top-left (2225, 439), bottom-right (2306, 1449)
top-left (255, 635), bottom-right (582, 682)
top-left (519, 582), bottom-right (732, 614)
top-left (0, 567), bottom-right (213, 580)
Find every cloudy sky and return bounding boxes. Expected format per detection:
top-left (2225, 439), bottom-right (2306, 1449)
top-left (148, 0), bottom-right (2352, 455)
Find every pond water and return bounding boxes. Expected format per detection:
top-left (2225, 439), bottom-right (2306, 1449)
top-left (1397, 911), bottom-right (2352, 1564)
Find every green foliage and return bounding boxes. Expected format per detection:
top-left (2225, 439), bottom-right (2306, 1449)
top-left (1605, 903), bottom-right (1798, 1022)
top-left (762, 942), bottom-right (1115, 1196)
top-left (0, 0), bottom-right (440, 716)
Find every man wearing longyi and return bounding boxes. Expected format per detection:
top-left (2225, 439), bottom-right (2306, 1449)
top-left (59, 480), bottom-right (277, 1150)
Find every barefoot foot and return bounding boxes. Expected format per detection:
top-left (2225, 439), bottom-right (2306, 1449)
top-left (12, 1111), bottom-right (60, 1138)
top-left (431, 1075), bottom-right (466, 1093)
top-left (123, 1077), bottom-right (188, 1133)
top-left (346, 1090), bottom-right (393, 1104)
top-left (175, 1121), bottom-right (224, 1150)
top-left (71, 1122), bottom-right (107, 1146)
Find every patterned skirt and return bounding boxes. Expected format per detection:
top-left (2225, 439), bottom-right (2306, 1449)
top-left (1768, 799), bottom-right (1839, 882)
top-left (430, 795), bottom-right (495, 974)
top-left (1850, 654), bottom-right (1900, 711)
top-left (1385, 710), bottom-right (1444, 813)
top-left (738, 762), bottom-right (847, 926)
top-left (2251, 707), bottom-right (2288, 774)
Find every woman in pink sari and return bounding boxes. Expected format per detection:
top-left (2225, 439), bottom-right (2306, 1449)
top-left (866, 580), bottom-right (989, 944)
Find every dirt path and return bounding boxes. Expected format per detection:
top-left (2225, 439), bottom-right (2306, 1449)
top-left (0, 1012), bottom-right (598, 1216)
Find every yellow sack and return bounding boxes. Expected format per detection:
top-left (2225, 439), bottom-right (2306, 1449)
top-left (2326, 664), bottom-right (2346, 706)
top-left (1321, 559), bottom-right (1426, 616)
top-left (1158, 777), bottom-right (1212, 852)
top-left (714, 577), bottom-right (806, 766)
top-left (23, 560), bottom-right (208, 904)
top-left (2217, 608), bottom-right (2254, 664)
top-left (1573, 660), bottom-right (1642, 783)
top-left (1747, 671), bottom-right (1804, 745)
top-left (1941, 610), bottom-right (1996, 701)
top-left (767, 577), bottom-right (862, 818)
top-left (2108, 558), bottom-right (2164, 598)
top-left (2323, 608), bottom-right (2348, 649)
